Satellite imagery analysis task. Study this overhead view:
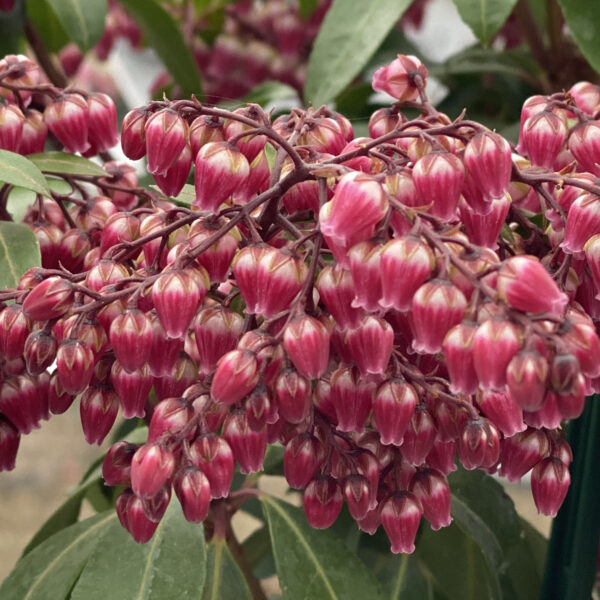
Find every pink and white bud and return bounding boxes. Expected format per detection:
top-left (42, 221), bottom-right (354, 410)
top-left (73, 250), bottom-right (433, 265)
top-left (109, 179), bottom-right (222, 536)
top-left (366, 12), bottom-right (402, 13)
top-left (189, 223), bottom-right (239, 283)
top-left (316, 266), bottom-right (364, 330)
top-left (109, 309), bottom-right (152, 373)
top-left (373, 379), bottom-right (418, 446)
top-left (211, 349), bottom-right (258, 405)
top-left (319, 172), bottom-right (387, 247)
top-left (79, 385), bottom-right (119, 445)
top-left (458, 418), bottom-right (501, 470)
top-left (304, 476), bottom-right (343, 529)
top-left (275, 369), bottom-right (311, 424)
top-left (189, 115), bottom-right (225, 157)
top-left (410, 468), bottom-right (452, 531)
top-left (567, 121), bottom-right (600, 176)
top-left (478, 391), bottom-right (526, 437)
top-left (401, 406), bottom-right (437, 466)
top-left (121, 108), bottom-right (148, 160)
top-left (464, 131), bottom-right (512, 199)
top-left (381, 492), bottom-right (423, 554)
top-left (87, 92), bottom-right (118, 152)
top-left (442, 321), bottom-right (479, 395)
top-left (22, 276), bottom-right (73, 322)
top-left (24, 330), bottom-right (57, 376)
top-left (173, 467), bottom-right (211, 523)
top-left (346, 316), bottom-right (393, 376)
top-left (343, 474), bottom-right (372, 520)
top-left (18, 109), bottom-right (47, 155)
top-left (411, 280), bottom-right (467, 354)
top-left (100, 212), bottom-right (140, 256)
top-left (497, 255), bottom-right (568, 316)
top-left (189, 435), bottom-right (234, 498)
top-left (283, 315), bottom-right (331, 379)
top-left (372, 54), bottom-right (428, 101)
top-left (145, 109), bottom-right (188, 176)
top-left (531, 457), bottom-right (570, 517)
top-left (330, 366), bottom-right (376, 432)
top-left (44, 94), bottom-right (89, 153)
top-left (193, 141), bottom-right (250, 213)
top-left (153, 143), bottom-right (192, 197)
top-left (110, 361), bottom-right (152, 419)
top-left (102, 441), bottom-right (137, 486)
top-left (0, 104), bottom-right (24, 152)
top-left (284, 434), bottom-right (324, 489)
top-left (412, 152), bottom-right (465, 220)
top-left (222, 410), bottom-right (267, 474)
top-left (116, 491), bottom-right (159, 543)
top-left (562, 193), bottom-right (600, 255)
top-left (57, 339), bottom-right (94, 395)
top-left (131, 443), bottom-right (175, 498)
top-left (459, 195), bottom-right (511, 249)
top-left (347, 240), bottom-right (383, 312)
top-left (499, 428), bottom-right (550, 482)
top-left (520, 110), bottom-right (567, 168)
top-left (0, 305), bottom-right (29, 359)
top-left (0, 416), bottom-right (20, 472)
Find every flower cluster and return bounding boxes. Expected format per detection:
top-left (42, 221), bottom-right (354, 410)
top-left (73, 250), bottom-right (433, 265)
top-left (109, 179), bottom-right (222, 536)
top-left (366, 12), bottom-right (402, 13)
top-left (0, 53), bottom-right (599, 553)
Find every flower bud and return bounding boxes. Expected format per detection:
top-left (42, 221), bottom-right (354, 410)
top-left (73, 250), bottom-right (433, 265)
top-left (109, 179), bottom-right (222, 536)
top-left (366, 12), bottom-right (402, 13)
top-left (211, 349), bottom-right (259, 405)
top-left (79, 385), bottom-right (119, 445)
top-left (102, 441), bottom-right (138, 486)
top-left (562, 193), bottom-right (600, 254)
top-left (0, 416), bottom-right (19, 472)
top-left (44, 94), bottom-right (90, 153)
top-left (316, 266), bottom-right (364, 330)
top-left (87, 92), bottom-right (118, 152)
top-left (153, 143), bottom-right (192, 197)
top-left (0, 104), bottom-right (24, 152)
top-left (48, 372), bottom-right (75, 415)
top-left (284, 434), bottom-right (324, 489)
top-left (109, 309), bottom-right (152, 373)
top-left (400, 405), bottom-right (437, 466)
top-left (506, 349), bottom-right (548, 411)
top-left (283, 315), bottom-right (330, 379)
top-left (222, 410), bottom-right (267, 474)
top-left (147, 313), bottom-right (183, 377)
top-left (24, 329), bottom-right (57, 375)
top-left (567, 120), bottom-right (600, 176)
top-left (57, 339), bottom-right (94, 395)
top-left (0, 304), bottom-right (30, 359)
top-left (347, 240), bottom-right (383, 312)
top-left (464, 131), bottom-right (512, 200)
top-left (121, 108), bottom-right (148, 160)
top-left (131, 443), bottom-right (176, 498)
top-left (499, 428), bottom-right (549, 482)
top-left (173, 467), bottom-right (211, 523)
top-left (531, 457), bottom-right (570, 517)
top-left (442, 321), bottom-right (478, 394)
top-left (145, 109), bottom-right (188, 176)
top-left (373, 379), bottom-right (418, 446)
top-left (426, 439), bottom-right (457, 475)
top-left (520, 110), bottom-right (567, 168)
top-left (22, 276), bottom-right (73, 322)
top-left (380, 492), bottom-right (423, 554)
top-left (410, 468), bottom-right (452, 531)
top-left (478, 390), bottom-right (526, 437)
top-left (100, 211), bottom-right (140, 256)
top-left (303, 476), bottom-right (343, 529)
top-left (188, 222), bottom-right (239, 284)
top-left (343, 474), bottom-right (372, 520)
top-left (275, 369), bottom-right (311, 424)
top-left (189, 115), bottom-right (225, 157)
top-left (189, 435), bottom-right (234, 499)
top-left (148, 396), bottom-right (194, 443)
top-left (116, 491), bottom-right (159, 544)
top-left (458, 418), bottom-right (500, 470)
top-left (372, 54), bottom-right (428, 101)
top-left (110, 361), bottom-right (152, 419)
top-left (330, 366), bottom-right (375, 432)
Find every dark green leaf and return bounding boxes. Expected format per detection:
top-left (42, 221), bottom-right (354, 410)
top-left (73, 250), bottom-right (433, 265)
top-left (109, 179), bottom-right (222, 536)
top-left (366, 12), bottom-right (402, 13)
top-left (0, 222), bottom-right (41, 289)
top-left (388, 554), bottom-right (433, 600)
top-left (557, 0), bottom-right (600, 74)
top-left (119, 0), bottom-right (204, 98)
top-left (242, 525), bottom-right (275, 578)
top-left (71, 501), bottom-right (206, 600)
top-left (203, 537), bottom-right (252, 600)
top-left (238, 81), bottom-right (297, 107)
top-left (27, 152), bottom-right (107, 177)
top-left (43, 0), bottom-right (107, 52)
top-left (451, 0), bottom-right (518, 46)
top-left (0, 0), bottom-right (25, 55)
top-left (299, 0), bottom-right (320, 19)
top-left (7, 178), bottom-right (72, 222)
top-left (304, 0), bottom-right (413, 106)
top-left (0, 511), bottom-right (116, 600)
top-left (0, 150), bottom-right (50, 195)
top-left (260, 495), bottom-right (387, 600)
top-left (26, 0), bottom-right (68, 53)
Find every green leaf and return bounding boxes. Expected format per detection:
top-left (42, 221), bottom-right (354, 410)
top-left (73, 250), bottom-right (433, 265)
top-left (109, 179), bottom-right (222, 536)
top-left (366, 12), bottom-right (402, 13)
top-left (242, 525), bottom-right (276, 578)
top-left (26, 0), bottom-right (69, 53)
top-left (260, 495), bottom-right (387, 600)
top-left (237, 81), bottom-right (297, 107)
top-left (151, 183), bottom-right (195, 205)
top-left (7, 178), bottom-right (72, 222)
top-left (0, 0), bottom-right (25, 55)
top-left (0, 511), bottom-right (117, 600)
top-left (71, 501), bottom-right (206, 600)
top-left (388, 554), bottom-right (433, 600)
top-left (299, 0), bottom-right (320, 19)
top-left (43, 0), bottom-right (107, 52)
top-left (304, 0), bottom-right (413, 106)
top-left (557, 0), bottom-right (600, 74)
top-left (202, 537), bottom-right (252, 600)
top-left (0, 150), bottom-right (50, 196)
top-left (27, 152), bottom-right (107, 177)
top-left (119, 0), bottom-right (204, 99)
top-left (451, 0), bottom-right (518, 46)
top-left (0, 222), bottom-right (41, 289)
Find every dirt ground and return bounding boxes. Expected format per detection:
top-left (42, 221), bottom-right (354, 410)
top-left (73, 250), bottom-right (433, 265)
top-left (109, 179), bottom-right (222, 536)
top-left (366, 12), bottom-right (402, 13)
top-left (0, 406), bottom-right (552, 585)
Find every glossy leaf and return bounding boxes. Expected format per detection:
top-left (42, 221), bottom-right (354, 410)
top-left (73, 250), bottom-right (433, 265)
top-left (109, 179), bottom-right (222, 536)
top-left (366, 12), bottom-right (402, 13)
top-left (557, 0), bottom-right (600, 74)
top-left (7, 179), bottom-right (72, 222)
top-left (202, 537), bottom-right (252, 600)
top-left (119, 0), bottom-right (204, 99)
top-left (43, 0), bottom-right (107, 52)
top-left (0, 222), bottom-right (41, 289)
top-left (0, 511), bottom-right (117, 600)
top-left (71, 501), bottom-right (206, 600)
top-left (28, 152), bottom-right (107, 177)
top-left (151, 183), bottom-right (195, 205)
top-left (388, 554), bottom-right (433, 600)
top-left (0, 0), bottom-right (25, 55)
top-left (237, 81), bottom-right (297, 107)
top-left (451, 0), bottom-right (518, 46)
top-left (242, 525), bottom-right (275, 578)
top-left (0, 150), bottom-right (50, 196)
top-left (304, 0), bottom-right (413, 106)
top-left (26, 0), bottom-right (69, 52)
top-left (260, 495), bottom-right (386, 600)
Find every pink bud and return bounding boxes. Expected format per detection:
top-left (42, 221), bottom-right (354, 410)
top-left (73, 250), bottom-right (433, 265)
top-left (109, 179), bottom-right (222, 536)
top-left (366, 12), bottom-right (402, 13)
top-left (499, 428), bottom-right (549, 482)
top-left (283, 315), bottom-right (330, 379)
top-left (400, 406), bottom-right (437, 466)
top-left (319, 172), bottom-right (387, 247)
top-left (121, 108), bottom-right (148, 160)
top-left (222, 410), bottom-right (267, 474)
top-left (412, 152), bottom-right (465, 220)
top-left (173, 467), bottom-right (211, 522)
top-left (57, 339), bottom-right (94, 395)
top-left (562, 193), bottom-right (600, 255)
top-left (520, 110), bottom-right (567, 168)
top-left (109, 309), bottom-right (153, 373)
top-left (145, 109), bottom-right (188, 176)
top-left (442, 322), bottom-right (479, 394)
top-left (24, 330), bottom-right (57, 375)
top-left (44, 94), bottom-right (90, 153)
top-left (458, 418), bottom-right (500, 470)
top-left (211, 349), bottom-right (258, 405)
top-left (347, 240), bottom-right (383, 312)
top-left (381, 492), bottom-right (423, 554)
top-left (410, 468), bottom-right (452, 531)
top-left (22, 276), bottom-right (73, 322)
top-left (411, 280), bottom-right (467, 354)
top-left (0, 416), bottom-right (20, 472)
top-left (0, 104), bottom-right (24, 152)
top-left (102, 441), bottom-right (138, 486)
top-left (131, 443), bottom-right (176, 498)
top-left (188, 222), bottom-right (239, 283)
top-left (304, 476), bottom-right (343, 529)
top-left (531, 457), bottom-right (570, 517)
top-left (567, 121), bottom-right (600, 176)
top-left (379, 236), bottom-right (434, 311)
top-left (343, 474), bottom-right (372, 520)
top-left (100, 211), bottom-right (140, 255)
top-left (148, 397), bottom-right (193, 442)
top-left (275, 369), bottom-right (311, 424)
top-left (464, 131), bottom-right (512, 199)
top-left (346, 316), bottom-right (393, 376)
top-left (372, 54), bottom-right (428, 101)
top-left (426, 439), bottom-right (457, 475)
top-left (478, 391), bottom-right (526, 437)
top-left (316, 266), bottom-right (364, 330)
top-left (87, 93), bottom-right (118, 152)
top-left (284, 433), bottom-right (324, 489)
top-left (459, 195), bottom-right (511, 249)
top-left (0, 304), bottom-right (30, 359)
top-left (147, 313), bottom-right (184, 377)
top-left (473, 319), bottom-right (521, 391)
top-left (111, 361), bottom-right (152, 419)
top-left (373, 379), bottom-right (418, 446)
top-left (224, 110), bottom-right (267, 162)
top-left (79, 385), bottom-right (119, 445)
top-left (153, 143), bottom-right (192, 197)
top-left (193, 141), bottom-right (250, 213)
top-left (116, 491), bottom-right (159, 543)
top-left (189, 115), bottom-right (225, 157)
top-left (48, 373), bottom-right (75, 415)
top-left (189, 435), bottom-right (234, 499)
top-left (330, 367), bottom-right (376, 432)
top-left (497, 255), bottom-right (568, 316)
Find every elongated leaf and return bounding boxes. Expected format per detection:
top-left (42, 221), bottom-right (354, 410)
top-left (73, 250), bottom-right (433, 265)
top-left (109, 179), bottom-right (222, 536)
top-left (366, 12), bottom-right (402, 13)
top-left (26, 0), bottom-right (69, 52)
top-left (71, 501), bottom-right (206, 600)
top-left (151, 183), bottom-right (195, 205)
top-left (44, 0), bottom-right (107, 52)
top-left (304, 0), bottom-right (413, 106)
top-left (388, 554), bottom-right (432, 600)
top-left (28, 152), bottom-right (107, 177)
top-left (452, 0), bottom-right (518, 46)
top-left (0, 150), bottom-right (50, 195)
top-left (7, 178), bottom-right (72, 222)
top-left (0, 222), bottom-right (41, 289)
top-left (119, 0), bottom-right (204, 98)
top-left (557, 0), bottom-right (600, 74)
top-left (0, 511), bottom-right (117, 600)
top-left (261, 495), bottom-right (386, 600)
top-left (0, 0), bottom-right (25, 55)
top-left (202, 537), bottom-right (252, 600)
